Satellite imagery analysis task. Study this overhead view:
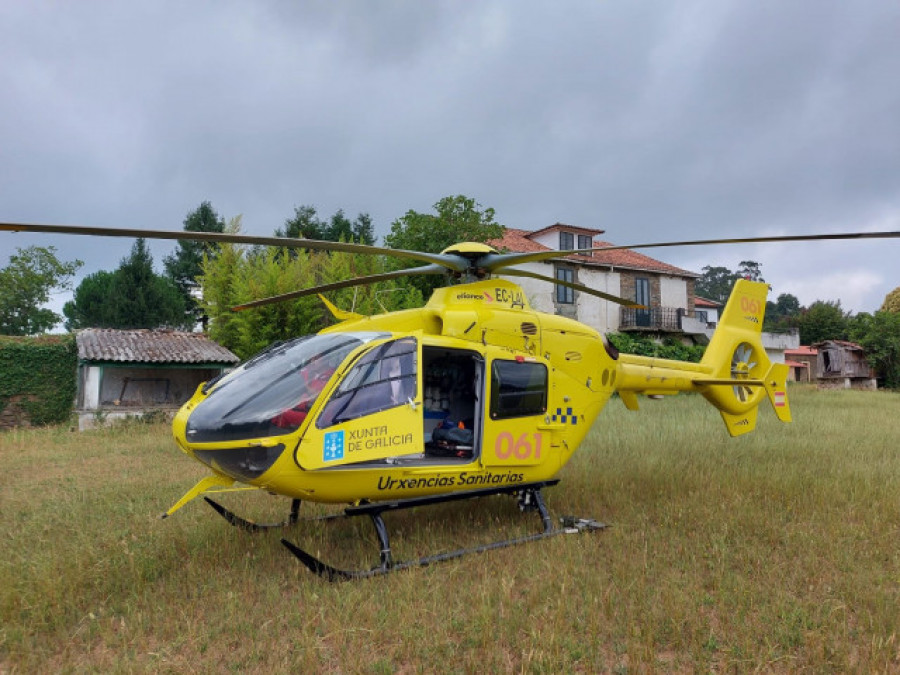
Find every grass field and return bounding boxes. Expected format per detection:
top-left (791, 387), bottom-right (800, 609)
top-left (1, 386), bottom-right (898, 672)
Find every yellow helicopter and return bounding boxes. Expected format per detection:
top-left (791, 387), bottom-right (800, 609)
top-left (3, 222), bottom-right (898, 580)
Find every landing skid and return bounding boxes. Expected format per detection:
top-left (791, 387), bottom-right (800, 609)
top-left (204, 496), bottom-right (302, 532)
top-left (279, 481), bottom-right (607, 581)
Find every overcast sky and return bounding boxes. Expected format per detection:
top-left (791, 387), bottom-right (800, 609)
top-left (2, 1), bottom-right (899, 317)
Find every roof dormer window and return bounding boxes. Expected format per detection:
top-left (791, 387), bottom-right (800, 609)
top-left (577, 234), bottom-right (592, 251)
top-left (559, 231), bottom-right (574, 250)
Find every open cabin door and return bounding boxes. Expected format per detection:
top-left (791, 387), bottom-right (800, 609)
top-left (296, 336), bottom-right (423, 470)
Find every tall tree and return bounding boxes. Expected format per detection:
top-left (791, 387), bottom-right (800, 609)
top-left (880, 286), bottom-right (900, 313)
top-left (277, 205), bottom-right (324, 240)
top-left (62, 271), bottom-right (118, 330)
top-left (736, 260), bottom-right (765, 282)
top-left (384, 195), bottom-right (504, 297)
top-left (199, 217), bottom-right (420, 359)
top-left (385, 195), bottom-right (504, 253)
top-left (322, 209), bottom-right (375, 245)
top-left (850, 311), bottom-right (900, 389)
top-left (275, 205), bottom-right (376, 257)
top-left (695, 261), bottom-right (765, 305)
top-left (0, 246), bottom-right (82, 335)
top-left (694, 265), bottom-right (738, 305)
top-left (764, 292), bottom-right (802, 333)
top-left (164, 201), bottom-right (226, 327)
top-left (796, 300), bottom-right (850, 345)
top-left (64, 239), bottom-right (188, 330)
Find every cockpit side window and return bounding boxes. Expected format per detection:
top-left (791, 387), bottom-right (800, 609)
top-left (317, 337), bottom-right (417, 428)
top-left (489, 360), bottom-right (548, 419)
top-left (185, 332), bottom-right (386, 443)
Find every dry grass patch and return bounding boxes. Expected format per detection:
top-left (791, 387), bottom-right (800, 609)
top-left (1, 387), bottom-right (899, 672)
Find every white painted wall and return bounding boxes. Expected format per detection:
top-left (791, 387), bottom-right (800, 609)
top-left (531, 231), bottom-right (560, 250)
top-left (700, 307), bottom-right (719, 324)
top-left (83, 366), bottom-right (101, 408)
top-left (501, 262), bottom-right (554, 314)
top-left (659, 275), bottom-right (688, 309)
top-left (499, 263), bottom-right (621, 333)
top-left (576, 267), bottom-right (621, 333)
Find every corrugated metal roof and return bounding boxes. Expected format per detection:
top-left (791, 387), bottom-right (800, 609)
top-left (813, 339), bottom-right (865, 351)
top-left (76, 329), bottom-right (240, 364)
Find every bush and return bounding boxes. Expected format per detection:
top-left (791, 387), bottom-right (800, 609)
top-left (0, 335), bottom-right (77, 426)
top-left (607, 333), bottom-right (705, 363)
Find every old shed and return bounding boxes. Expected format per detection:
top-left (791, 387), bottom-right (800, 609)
top-left (76, 328), bottom-right (239, 430)
top-left (813, 340), bottom-right (877, 390)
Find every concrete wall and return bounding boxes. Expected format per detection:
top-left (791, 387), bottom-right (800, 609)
top-left (659, 275), bottom-right (688, 308)
top-left (499, 263), bottom-right (621, 333)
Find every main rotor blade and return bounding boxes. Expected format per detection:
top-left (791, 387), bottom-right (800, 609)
top-left (231, 264), bottom-right (448, 311)
top-left (500, 267), bottom-right (642, 307)
top-left (480, 230), bottom-right (900, 271)
top-left (0, 221), bottom-right (468, 272)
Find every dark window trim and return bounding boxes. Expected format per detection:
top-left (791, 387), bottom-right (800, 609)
top-left (489, 359), bottom-right (548, 420)
top-left (555, 266), bottom-right (575, 304)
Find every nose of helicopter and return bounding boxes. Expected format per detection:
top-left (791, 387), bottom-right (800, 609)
top-left (190, 443), bottom-right (286, 483)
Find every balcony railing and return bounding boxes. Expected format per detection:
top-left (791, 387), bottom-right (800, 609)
top-left (619, 306), bottom-right (683, 332)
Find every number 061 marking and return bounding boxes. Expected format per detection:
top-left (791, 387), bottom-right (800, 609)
top-left (740, 297), bottom-right (761, 314)
top-left (495, 432), bottom-right (543, 460)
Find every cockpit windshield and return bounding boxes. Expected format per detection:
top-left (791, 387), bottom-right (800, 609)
top-left (185, 332), bottom-right (388, 443)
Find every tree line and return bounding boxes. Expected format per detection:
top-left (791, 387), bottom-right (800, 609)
top-left (0, 196), bottom-right (501, 358)
top-left (1, 203), bottom-right (897, 385)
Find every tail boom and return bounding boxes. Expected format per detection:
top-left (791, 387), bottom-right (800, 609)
top-left (613, 280), bottom-right (791, 436)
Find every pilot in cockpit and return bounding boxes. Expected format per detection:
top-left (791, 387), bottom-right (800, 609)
top-left (272, 356), bottom-right (335, 428)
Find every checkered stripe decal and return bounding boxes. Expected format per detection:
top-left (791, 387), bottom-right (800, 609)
top-left (551, 407), bottom-right (578, 425)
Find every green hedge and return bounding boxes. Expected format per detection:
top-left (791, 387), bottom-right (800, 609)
top-left (0, 334), bottom-right (77, 426)
top-left (607, 332), bottom-right (706, 363)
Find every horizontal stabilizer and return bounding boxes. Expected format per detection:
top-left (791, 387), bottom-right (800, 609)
top-left (693, 378), bottom-right (765, 388)
top-left (720, 406), bottom-right (759, 437)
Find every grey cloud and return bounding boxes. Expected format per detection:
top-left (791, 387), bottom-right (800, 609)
top-left (1, 0), bottom-right (898, 314)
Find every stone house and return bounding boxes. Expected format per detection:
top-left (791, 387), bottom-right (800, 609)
top-left (492, 224), bottom-right (699, 336)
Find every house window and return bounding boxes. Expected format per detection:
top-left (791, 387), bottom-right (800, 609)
top-left (556, 267), bottom-right (574, 304)
top-left (559, 231), bottom-right (574, 250)
top-left (634, 277), bottom-right (650, 326)
top-left (577, 234), bottom-right (592, 250)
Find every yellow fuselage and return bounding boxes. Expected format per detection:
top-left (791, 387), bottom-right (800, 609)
top-left (172, 280), bottom-right (618, 504)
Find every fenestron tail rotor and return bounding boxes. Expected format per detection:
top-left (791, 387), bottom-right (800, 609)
top-left (730, 342), bottom-right (758, 403)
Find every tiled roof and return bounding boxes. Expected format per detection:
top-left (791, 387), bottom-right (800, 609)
top-left (786, 346), bottom-right (817, 356)
top-left (76, 329), bottom-right (240, 364)
top-left (491, 228), bottom-right (697, 277)
top-left (527, 222), bottom-right (606, 238)
top-left (812, 339), bottom-right (865, 351)
top-left (694, 297), bottom-right (720, 308)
